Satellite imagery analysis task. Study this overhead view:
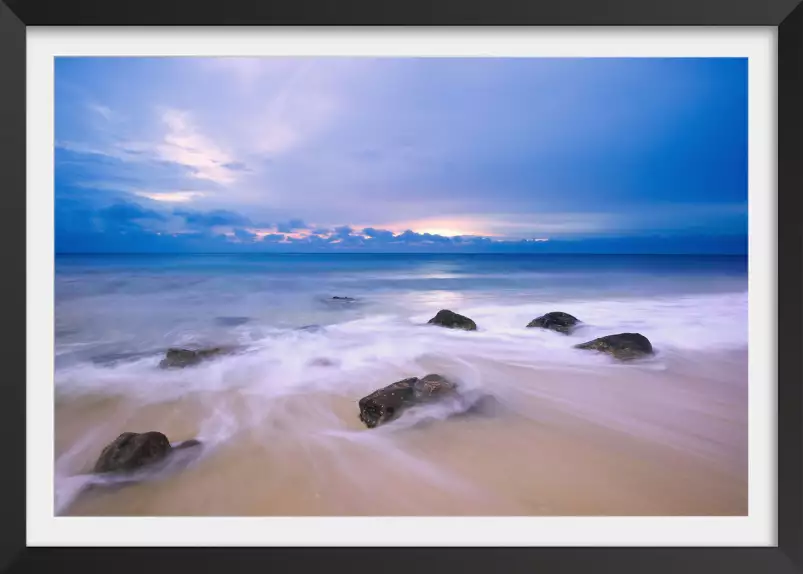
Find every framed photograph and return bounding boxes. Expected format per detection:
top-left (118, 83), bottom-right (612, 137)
top-left (2, 0), bottom-right (801, 572)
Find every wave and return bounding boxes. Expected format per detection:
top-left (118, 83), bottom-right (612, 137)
top-left (53, 290), bottom-right (747, 514)
top-left (55, 290), bottom-right (746, 400)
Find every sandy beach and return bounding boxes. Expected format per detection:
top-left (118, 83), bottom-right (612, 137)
top-left (56, 343), bottom-right (747, 516)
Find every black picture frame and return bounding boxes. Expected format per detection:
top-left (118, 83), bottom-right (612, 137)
top-left (1, 0), bottom-right (800, 572)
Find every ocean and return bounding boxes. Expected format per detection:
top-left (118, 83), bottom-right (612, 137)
top-left (54, 253), bottom-right (748, 516)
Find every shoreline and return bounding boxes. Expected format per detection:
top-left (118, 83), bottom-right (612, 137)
top-left (55, 347), bottom-right (747, 517)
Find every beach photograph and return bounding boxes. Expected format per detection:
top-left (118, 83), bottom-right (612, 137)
top-left (53, 56), bottom-right (748, 517)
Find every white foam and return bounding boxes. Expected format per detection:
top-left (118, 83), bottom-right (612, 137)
top-left (53, 290), bottom-right (747, 513)
top-left (55, 291), bottom-right (746, 400)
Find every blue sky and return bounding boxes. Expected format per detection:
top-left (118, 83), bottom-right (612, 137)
top-left (55, 57), bottom-right (748, 254)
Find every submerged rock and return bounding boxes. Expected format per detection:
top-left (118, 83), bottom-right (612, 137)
top-left (427, 309), bottom-right (478, 331)
top-left (93, 432), bottom-right (203, 474)
top-left (527, 311), bottom-right (580, 334)
top-left (159, 346), bottom-right (233, 369)
top-left (93, 432), bottom-right (172, 473)
top-left (321, 296), bottom-right (360, 309)
top-left (358, 374), bottom-right (458, 428)
top-left (574, 333), bottom-right (654, 360)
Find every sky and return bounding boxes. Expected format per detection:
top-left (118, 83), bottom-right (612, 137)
top-left (54, 57), bottom-right (748, 254)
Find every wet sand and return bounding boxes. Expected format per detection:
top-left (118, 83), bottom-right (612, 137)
top-left (55, 349), bottom-right (747, 517)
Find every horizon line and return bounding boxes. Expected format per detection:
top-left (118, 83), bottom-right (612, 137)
top-left (54, 251), bottom-right (748, 256)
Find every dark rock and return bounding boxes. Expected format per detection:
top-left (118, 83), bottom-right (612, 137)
top-left (359, 377), bottom-right (416, 428)
top-left (427, 309), bottom-right (478, 331)
top-left (321, 296), bottom-right (363, 310)
top-left (93, 431), bottom-right (172, 473)
top-left (358, 374), bottom-right (458, 428)
top-left (574, 332), bottom-right (654, 360)
top-left (159, 346), bottom-right (233, 369)
top-left (414, 374), bottom-right (457, 400)
top-left (299, 324), bottom-right (325, 333)
top-left (527, 311), bottom-right (580, 334)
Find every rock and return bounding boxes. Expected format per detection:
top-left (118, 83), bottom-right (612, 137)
top-left (332, 296), bottom-right (356, 301)
top-left (93, 432), bottom-right (172, 473)
top-left (427, 309), bottom-right (478, 331)
top-left (309, 357), bottom-right (338, 367)
top-left (358, 374), bottom-right (458, 428)
top-left (358, 377), bottom-right (417, 428)
top-left (527, 311), bottom-right (580, 334)
top-left (92, 433), bottom-right (203, 478)
top-left (298, 324), bottom-right (325, 333)
top-left (574, 333), bottom-right (654, 360)
top-left (159, 346), bottom-right (233, 369)
top-left (414, 374), bottom-right (457, 400)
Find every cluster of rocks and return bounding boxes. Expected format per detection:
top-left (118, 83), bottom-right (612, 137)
top-left (92, 300), bottom-right (653, 474)
top-left (427, 308), bottom-right (654, 362)
top-left (354, 308), bottom-right (652, 428)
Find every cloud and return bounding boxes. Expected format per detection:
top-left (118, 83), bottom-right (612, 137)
top-left (275, 218), bottom-right (307, 233)
top-left (156, 108), bottom-right (244, 185)
top-left (259, 233), bottom-right (287, 243)
top-left (135, 191), bottom-right (206, 203)
top-left (221, 161), bottom-right (250, 172)
top-left (55, 57), bottom-right (748, 254)
top-left (89, 103), bottom-right (114, 121)
top-left (233, 228), bottom-right (257, 241)
top-left (248, 60), bottom-right (345, 156)
top-left (174, 208), bottom-right (252, 229)
top-left (332, 225), bottom-right (354, 238)
top-left (55, 200), bottom-right (748, 255)
top-left (99, 201), bottom-right (165, 224)
top-left (385, 213), bottom-right (615, 239)
top-left (362, 227), bottom-right (395, 240)
top-left (56, 140), bottom-right (135, 162)
top-left (391, 229), bottom-right (457, 245)
top-left (204, 58), bottom-right (270, 91)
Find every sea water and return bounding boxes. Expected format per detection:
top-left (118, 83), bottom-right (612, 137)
top-left (53, 253), bottom-right (748, 516)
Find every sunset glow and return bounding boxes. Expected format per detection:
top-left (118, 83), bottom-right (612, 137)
top-left (383, 216), bottom-right (498, 238)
